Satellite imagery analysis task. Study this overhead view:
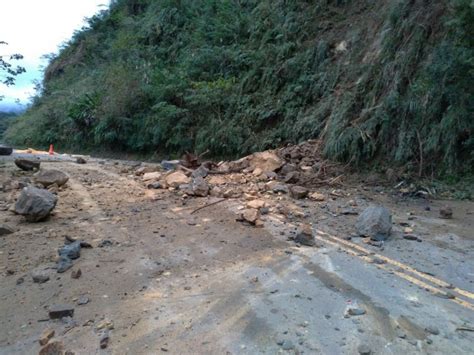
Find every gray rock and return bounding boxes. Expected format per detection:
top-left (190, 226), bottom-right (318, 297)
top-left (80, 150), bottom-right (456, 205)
top-left (77, 295), bottom-right (89, 305)
top-left (58, 241), bottom-right (81, 260)
top-left (281, 340), bottom-right (294, 350)
top-left (425, 326), bottom-right (440, 335)
top-left (355, 205), bottom-right (392, 241)
top-left (161, 160), bottom-right (180, 171)
top-left (192, 166), bottom-right (209, 178)
top-left (147, 181), bottom-right (162, 189)
top-left (31, 268), bottom-right (50, 283)
top-left (76, 157), bottom-right (87, 164)
top-left (358, 344), bottom-right (371, 354)
top-left (57, 256), bottom-right (73, 273)
top-left (48, 304), bottom-right (74, 319)
top-left (273, 184), bottom-right (289, 194)
top-left (35, 169), bottom-right (69, 187)
top-left (15, 158), bottom-right (40, 171)
top-left (0, 223), bottom-right (15, 235)
top-left (191, 176), bottom-right (209, 197)
top-left (294, 226), bottom-right (315, 246)
top-left (15, 187), bottom-right (58, 222)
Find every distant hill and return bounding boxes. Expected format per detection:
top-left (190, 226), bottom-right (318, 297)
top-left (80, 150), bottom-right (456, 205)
top-left (5, 0), bottom-right (474, 175)
top-left (0, 111), bottom-right (18, 140)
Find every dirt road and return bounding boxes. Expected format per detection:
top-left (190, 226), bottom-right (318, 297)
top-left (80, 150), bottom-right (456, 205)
top-left (1, 154), bottom-right (473, 354)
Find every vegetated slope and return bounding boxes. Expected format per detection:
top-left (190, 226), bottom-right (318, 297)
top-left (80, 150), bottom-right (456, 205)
top-left (5, 0), bottom-right (473, 175)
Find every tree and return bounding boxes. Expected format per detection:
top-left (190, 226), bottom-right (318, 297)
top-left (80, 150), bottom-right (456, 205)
top-left (0, 41), bottom-right (26, 87)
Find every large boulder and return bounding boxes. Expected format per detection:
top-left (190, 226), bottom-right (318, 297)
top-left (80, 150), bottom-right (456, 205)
top-left (248, 151), bottom-right (283, 173)
top-left (0, 145), bottom-right (13, 156)
top-left (355, 205), bottom-right (392, 241)
top-left (35, 169), bottom-right (69, 187)
top-left (15, 186), bottom-right (58, 222)
top-left (15, 158), bottom-right (40, 171)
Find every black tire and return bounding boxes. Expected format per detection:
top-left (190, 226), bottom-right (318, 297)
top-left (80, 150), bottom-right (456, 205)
top-left (0, 145), bottom-right (13, 156)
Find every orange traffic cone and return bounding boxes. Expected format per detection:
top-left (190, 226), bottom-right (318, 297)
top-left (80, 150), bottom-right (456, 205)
top-left (49, 144), bottom-right (54, 155)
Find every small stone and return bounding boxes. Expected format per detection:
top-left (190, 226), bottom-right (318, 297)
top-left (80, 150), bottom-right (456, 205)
top-left (77, 296), bottom-right (89, 305)
top-left (165, 171), bottom-right (191, 188)
top-left (147, 182), bottom-right (162, 189)
top-left (49, 304), bottom-right (74, 319)
top-left (272, 184), bottom-right (289, 194)
top-left (281, 340), bottom-right (294, 350)
top-left (100, 331), bottom-right (110, 349)
top-left (32, 268), bottom-right (50, 283)
top-left (97, 239), bottom-right (114, 248)
top-left (39, 329), bottom-right (55, 346)
top-left (192, 166), bottom-right (209, 179)
top-left (246, 199), bottom-right (266, 209)
top-left (241, 209), bottom-right (260, 225)
top-left (403, 234), bottom-right (419, 241)
top-left (425, 326), bottom-right (440, 335)
top-left (439, 207), bottom-right (453, 219)
top-left (16, 277), bottom-right (24, 285)
top-left (191, 176), bottom-right (209, 197)
top-left (39, 341), bottom-right (64, 355)
top-left (0, 223), bottom-right (15, 235)
top-left (289, 185), bottom-right (309, 199)
top-left (71, 269), bottom-right (82, 279)
top-left (96, 319), bottom-right (114, 330)
top-left (76, 157), bottom-right (87, 164)
top-left (345, 304), bottom-right (366, 317)
top-left (358, 344), bottom-right (371, 354)
top-left (309, 192), bottom-right (325, 201)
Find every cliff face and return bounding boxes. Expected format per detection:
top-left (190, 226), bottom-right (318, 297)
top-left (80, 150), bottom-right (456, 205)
top-left (5, 0), bottom-right (474, 175)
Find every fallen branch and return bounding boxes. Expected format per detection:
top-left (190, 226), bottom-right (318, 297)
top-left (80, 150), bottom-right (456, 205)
top-left (190, 198), bottom-right (226, 214)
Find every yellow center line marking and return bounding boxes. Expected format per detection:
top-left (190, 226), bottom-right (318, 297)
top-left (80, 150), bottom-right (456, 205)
top-left (314, 235), bottom-right (474, 311)
top-left (316, 230), bottom-right (474, 301)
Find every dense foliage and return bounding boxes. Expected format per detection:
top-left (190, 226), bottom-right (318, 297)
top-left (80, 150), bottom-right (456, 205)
top-left (5, 0), bottom-right (474, 175)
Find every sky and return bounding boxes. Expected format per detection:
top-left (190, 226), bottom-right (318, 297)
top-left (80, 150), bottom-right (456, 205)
top-left (0, 0), bottom-right (109, 111)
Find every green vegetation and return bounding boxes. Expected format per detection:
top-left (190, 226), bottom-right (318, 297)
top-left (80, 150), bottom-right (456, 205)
top-left (0, 111), bottom-right (17, 138)
top-left (5, 0), bottom-right (474, 175)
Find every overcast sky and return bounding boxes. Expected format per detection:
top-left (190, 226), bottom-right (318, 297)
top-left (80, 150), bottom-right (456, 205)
top-left (0, 0), bottom-right (108, 111)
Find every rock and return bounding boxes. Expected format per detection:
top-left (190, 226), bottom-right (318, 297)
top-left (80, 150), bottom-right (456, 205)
top-left (146, 181), bottom-right (162, 189)
top-left (246, 199), bottom-right (266, 209)
top-left (241, 209), bottom-right (260, 225)
top-left (32, 268), bottom-right (50, 283)
top-left (49, 304), bottom-right (74, 319)
top-left (294, 224), bottom-right (315, 246)
top-left (279, 163), bottom-right (297, 175)
top-left (58, 241), bottom-right (81, 260)
top-left (284, 171), bottom-right (300, 184)
top-left (100, 331), bottom-right (110, 349)
top-left (358, 344), bottom-right (371, 355)
top-left (281, 340), bottom-right (294, 350)
top-left (289, 185), bottom-right (309, 199)
top-left (76, 157), bottom-right (87, 164)
top-left (192, 165), bottom-right (209, 178)
top-left (39, 329), bottom-right (55, 346)
top-left (355, 205), bottom-right (392, 241)
top-left (96, 319), bottom-right (114, 330)
top-left (15, 158), bottom-right (40, 171)
top-left (403, 234), bottom-right (419, 241)
top-left (439, 206), bottom-right (453, 219)
top-left (161, 160), bottom-right (180, 171)
top-left (0, 223), bottom-right (14, 235)
top-left (272, 184), bottom-right (289, 194)
top-left (57, 256), bottom-right (73, 273)
top-left (309, 192), bottom-right (325, 201)
top-left (345, 304), bottom-right (366, 317)
top-left (15, 187), bottom-right (58, 222)
top-left (425, 326), bottom-right (440, 335)
top-left (248, 151), bottom-right (283, 172)
top-left (36, 169), bottom-right (69, 187)
top-left (0, 145), bottom-right (13, 155)
top-left (142, 172), bottom-right (162, 181)
top-left (71, 269), bottom-right (82, 279)
top-left (165, 171), bottom-right (191, 188)
top-left (98, 239), bottom-right (114, 248)
top-left (252, 167), bottom-right (263, 176)
top-left (191, 176), bottom-right (209, 197)
top-left (77, 295), bottom-right (89, 305)
top-left (47, 183), bottom-right (59, 194)
top-left (39, 341), bottom-right (64, 355)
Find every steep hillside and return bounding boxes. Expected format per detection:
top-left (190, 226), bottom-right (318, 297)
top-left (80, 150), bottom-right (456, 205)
top-left (5, 0), bottom-right (474, 175)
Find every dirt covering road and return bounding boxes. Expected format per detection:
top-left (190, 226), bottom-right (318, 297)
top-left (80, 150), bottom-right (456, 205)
top-left (1, 148), bottom-right (474, 354)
